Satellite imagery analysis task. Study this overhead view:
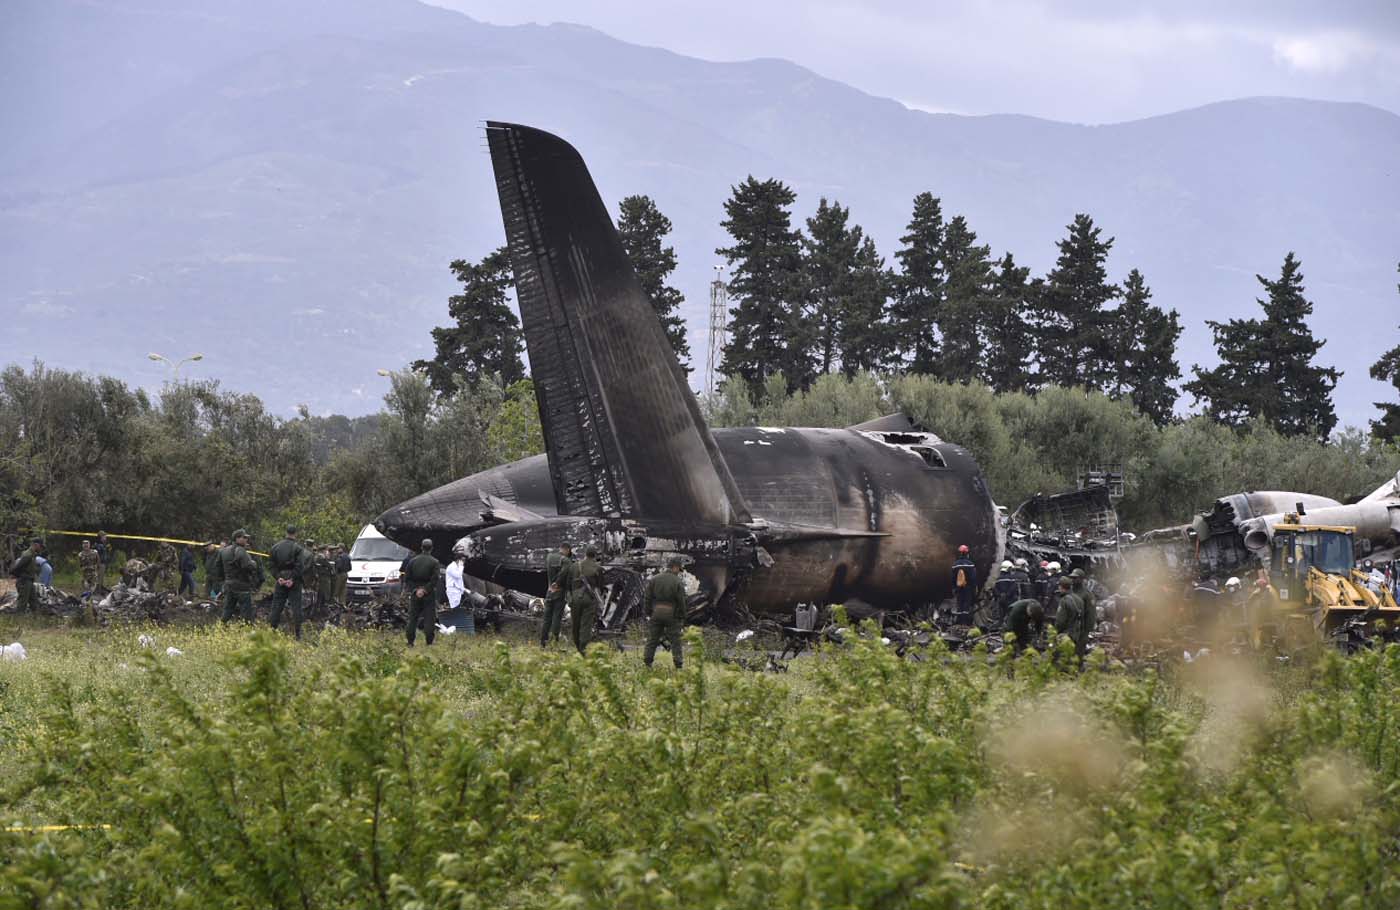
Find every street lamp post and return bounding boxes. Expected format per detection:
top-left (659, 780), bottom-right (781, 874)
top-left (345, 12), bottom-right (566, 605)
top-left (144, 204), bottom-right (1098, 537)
top-left (148, 352), bottom-right (204, 378)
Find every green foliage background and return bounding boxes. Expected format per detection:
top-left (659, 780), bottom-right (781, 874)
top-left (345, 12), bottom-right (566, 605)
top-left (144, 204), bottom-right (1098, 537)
top-left (707, 372), bottom-right (1400, 529)
top-left (4, 626), bottom-right (1400, 908)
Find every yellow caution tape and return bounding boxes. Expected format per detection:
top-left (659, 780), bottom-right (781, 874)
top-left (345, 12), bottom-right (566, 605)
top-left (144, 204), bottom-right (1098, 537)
top-left (30, 530), bottom-right (270, 558)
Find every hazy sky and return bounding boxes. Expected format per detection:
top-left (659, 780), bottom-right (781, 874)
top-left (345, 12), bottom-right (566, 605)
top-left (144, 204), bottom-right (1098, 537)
top-left (433, 0), bottom-right (1400, 122)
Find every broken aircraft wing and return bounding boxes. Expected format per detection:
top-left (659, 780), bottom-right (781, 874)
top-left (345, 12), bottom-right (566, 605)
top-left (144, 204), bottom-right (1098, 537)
top-left (485, 121), bottom-right (751, 526)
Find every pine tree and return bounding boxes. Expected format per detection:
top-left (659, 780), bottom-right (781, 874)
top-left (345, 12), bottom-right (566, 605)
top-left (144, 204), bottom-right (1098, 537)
top-left (1185, 252), bottom-right (1340, 439)
top-left (1037, 214), bottom-right (1119, 390)
top-left (839, 236), bottom-right (894, 377)
top-left (617, 195), bottom-right (690, 370)
top-left (717, 177), bottom-right (809, 392)
top-left (891, 192), bottom-right (944, 374)
top-left (1104, 269), bottom-right (1183, 425)
top-left (802, 198), bottom-right (863, 375)
top-left (1369, 263), bottom-right (1400, 440)
top-left (979, 252), bottom-right (1036, 393)
top-left (414, 247), bottom-right (524, 395)
top-left (936, 215), bottom-right (993, 383)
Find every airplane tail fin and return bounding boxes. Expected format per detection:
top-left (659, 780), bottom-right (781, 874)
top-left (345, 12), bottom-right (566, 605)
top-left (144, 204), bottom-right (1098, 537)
top-left (485, 122), bottom-right (751, 525)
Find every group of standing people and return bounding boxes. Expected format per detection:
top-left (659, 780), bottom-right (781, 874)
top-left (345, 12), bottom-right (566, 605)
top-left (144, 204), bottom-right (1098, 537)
top-left (953, 544), bottom-right (1098, 662)
top-left (540, 542), bottom-right (687, 667)
top-left (9, 533), bottom-right (115, 611)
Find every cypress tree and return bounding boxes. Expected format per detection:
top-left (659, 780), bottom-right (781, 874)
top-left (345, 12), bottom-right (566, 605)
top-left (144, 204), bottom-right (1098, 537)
top-left (1185, 252), bottom-right (1340, 439)
top-left (414, 247), bottom-right (524, 395)
top-left (936, 215), bottom-right (993, 383)
top-left (717, 177), bottom-right (809, 392)
top-left (1037, 214), bottom-right (1119, 390)
top-left (980, 252), bottom-right (1037, 393)
top-left (802, 198), bottom-right (863, 375)
top-left (1107, 269), bottom-right (1183, 426)
top-left (891, 192), bottom-right (945, 374)
top-left (1368, 263), bottom-right (1400, 440)
top-left (839, 236), bottom-right (894, 378)
top-left (617, 194), bottom-right (690, 370)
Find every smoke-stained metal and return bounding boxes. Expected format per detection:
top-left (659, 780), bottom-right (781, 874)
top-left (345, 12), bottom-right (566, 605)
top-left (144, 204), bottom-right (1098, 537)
top-left (485, 121), bottom-right (750, 526)
top-left (377, 124), bottom-right (1004, 619)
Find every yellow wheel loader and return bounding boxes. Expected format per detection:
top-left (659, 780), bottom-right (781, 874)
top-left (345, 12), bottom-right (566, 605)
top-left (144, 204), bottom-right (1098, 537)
top-left (1268, 521), bottom-right (1400, 650)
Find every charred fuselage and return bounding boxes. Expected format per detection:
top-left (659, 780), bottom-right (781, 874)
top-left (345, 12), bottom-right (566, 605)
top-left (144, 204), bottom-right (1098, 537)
top-left (377, 425), bottom-right (999, 614)
top-left (376, 122), bottom-right (1002, 620)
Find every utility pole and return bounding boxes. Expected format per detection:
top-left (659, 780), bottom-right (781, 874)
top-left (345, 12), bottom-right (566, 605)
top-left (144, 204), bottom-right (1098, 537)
top-left (705, 265), bottom-right (728, 399)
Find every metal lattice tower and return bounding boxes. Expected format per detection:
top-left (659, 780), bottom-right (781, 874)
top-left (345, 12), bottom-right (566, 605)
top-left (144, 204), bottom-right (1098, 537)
top-left (705, 265), bottom-right (728, 398)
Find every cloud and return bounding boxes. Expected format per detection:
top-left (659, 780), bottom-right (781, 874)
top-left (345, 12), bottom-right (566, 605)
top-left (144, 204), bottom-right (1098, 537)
top-left (21, 300), bottom-right (73, 317)
top-left (1272, 31), bottom-right (1377, 73)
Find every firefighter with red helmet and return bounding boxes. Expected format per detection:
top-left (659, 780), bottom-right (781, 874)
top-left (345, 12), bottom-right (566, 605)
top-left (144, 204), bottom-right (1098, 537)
top-left (950, 544), bottom-right (978, 625)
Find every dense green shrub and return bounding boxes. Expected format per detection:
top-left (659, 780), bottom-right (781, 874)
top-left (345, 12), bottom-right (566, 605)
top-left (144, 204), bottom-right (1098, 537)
top-left (4, 626), bottom-right (1400, 908)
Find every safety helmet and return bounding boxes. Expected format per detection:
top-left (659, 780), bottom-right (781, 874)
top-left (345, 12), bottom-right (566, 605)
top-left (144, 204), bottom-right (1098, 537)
top-left (1225, 576), bottom-right (1241, 591)
top-left (1070, 568), bottom-right (1086, 579)
top-left (1014, 558), bottom-right (1028, 569)
top-left (1000, 560), bottom-right (1013, 571)
top-left (1039, 560), bottom-right (1049, 569)
top-left (1048, 561), bottom-right (1061, 572)
top-left (958, 544), bottom-right (969, 554)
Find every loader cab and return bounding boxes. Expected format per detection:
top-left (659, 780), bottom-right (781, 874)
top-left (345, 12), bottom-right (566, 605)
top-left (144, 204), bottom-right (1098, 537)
top-left (1269, 521), bottom-right (1354, 602)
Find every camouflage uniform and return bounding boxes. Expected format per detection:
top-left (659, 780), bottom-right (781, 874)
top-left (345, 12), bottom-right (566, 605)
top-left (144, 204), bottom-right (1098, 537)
top-left (124, 558), bottom-right (150, 590)
top-left (155, 542), bottom-right (179, 593)
top-left (78, 545), bottom-right (101, 593)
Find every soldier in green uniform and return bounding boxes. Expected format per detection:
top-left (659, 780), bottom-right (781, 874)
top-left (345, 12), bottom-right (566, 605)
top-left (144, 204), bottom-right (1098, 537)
top-left (643, 556), bottom-right (688, 669)
top-left (95, 531), bottom-right (112, 591)
top-left (403, 538), bottom-right (441, 647)
top-left (314, 546), bottom-right (335, 606)
top-left (78, 539), bottom-right (101, 595)
top-left (203, 542), bottom-right (221, 598)
top-left (215, 529), bottom-right (260, 623)
top-left (1053, 576), bottom-right (1088, 665)
top-left (301, 539), bottom-right (320, 610)
top-left (540, 542), bottom-right (572, 647)
top-left (9, 539), bottom-right (43, 613)
top-left (1070, 568), bottom-right (1096, 642)
top-left (267, 525), bottom-right (312, 639)
top-left (1003, 597), bottom-right (1044, 654)
top-left (332, 545), bottom-right (350, 604)
top-left (566, 545), bottom-right (603, 655)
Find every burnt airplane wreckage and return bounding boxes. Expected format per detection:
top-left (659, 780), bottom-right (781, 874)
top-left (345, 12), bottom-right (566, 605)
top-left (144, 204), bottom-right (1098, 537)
top-left (376, 123), bottom-right (1002, 631)
top-left (375, 122), bottom-right (1400, 640)
top-left (1134, 476), bottom-right (1400, 577)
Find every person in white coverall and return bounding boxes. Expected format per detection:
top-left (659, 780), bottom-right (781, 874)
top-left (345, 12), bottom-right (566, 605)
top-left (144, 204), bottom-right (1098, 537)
top-left (444, 553), bottom-right (475, 635)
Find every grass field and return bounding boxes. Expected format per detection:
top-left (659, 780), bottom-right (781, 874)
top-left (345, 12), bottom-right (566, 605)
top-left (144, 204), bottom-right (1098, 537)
top-left (3, 618), bottom-right (1399, 909)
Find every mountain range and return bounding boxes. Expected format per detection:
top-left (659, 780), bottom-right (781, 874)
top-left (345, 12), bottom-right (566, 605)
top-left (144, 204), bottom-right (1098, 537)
top-left (3, 0), bottom-right (1398, 427)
